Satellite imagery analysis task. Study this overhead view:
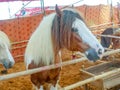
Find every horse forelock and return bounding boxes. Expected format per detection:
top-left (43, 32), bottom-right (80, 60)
top-left (52, 8), bottom-right (84, 50)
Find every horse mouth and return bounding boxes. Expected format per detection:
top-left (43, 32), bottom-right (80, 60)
top-left (85, 48), bottom-right (100, 62)
top-left (86, 53), bottom-right (100, 62)
top-left (3, 61), bottom-right (14, 69)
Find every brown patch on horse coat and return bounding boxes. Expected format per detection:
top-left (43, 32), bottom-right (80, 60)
top-left (69, 32), bottom-right (90, 52)
top-left (28, 53), bottom-right (61, 89)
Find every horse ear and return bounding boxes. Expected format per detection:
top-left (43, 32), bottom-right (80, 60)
top-left (55, 4), bottom-right (61, 17)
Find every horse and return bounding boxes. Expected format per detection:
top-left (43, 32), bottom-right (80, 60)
top-left (100, 27), bottom-right (120, 49)
top-left (0, 30), bottom-right (15, 73)
top-left (100, 28), bottom-right (114, 49)
top-left (111, 28), bottom-right (120, 49)
top-left (24, 5), bottom-right (104, 90)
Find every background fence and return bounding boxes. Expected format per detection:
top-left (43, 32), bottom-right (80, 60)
top-left (0, 5), bottom-right (119, 62)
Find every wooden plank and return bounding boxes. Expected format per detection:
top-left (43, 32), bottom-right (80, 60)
top-left (81, 60), bottom-right (120, 90)
top-left (80, 69), bottom-right (95, 76)
top-left (62, 68), bottom-right (120, 90)
top-left (84, 79), bottom-right (104, 90)
top-left (104, 73), bottom-right (120, 89)
top-left (85, 60), bottom-right (120, 75)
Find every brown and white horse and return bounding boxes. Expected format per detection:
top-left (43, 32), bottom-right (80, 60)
top-left (25, 5), bottom-right (104, 90)
top-left (0, 30), bottom-right (15, 70)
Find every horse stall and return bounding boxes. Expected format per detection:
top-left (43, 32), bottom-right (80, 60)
top-left (80, 60), bottom-right (120, 90)
top-left (0, 4), bottom-right (120, 90)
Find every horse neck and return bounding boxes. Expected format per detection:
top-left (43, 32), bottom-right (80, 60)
top-left (51, 36), bottom-right (61, 57)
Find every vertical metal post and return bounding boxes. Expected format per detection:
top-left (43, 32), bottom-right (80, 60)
top-left (107, 0), bottom-right (109, 5)
top-left (110, 0), bottom-right (113, 23)
top-left (40, 0), bottom-right (45, 16)
top-left (7, 2), bottom-right (11, 18)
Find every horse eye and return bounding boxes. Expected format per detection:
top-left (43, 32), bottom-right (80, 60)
top-left (72, 28), bottom-right (78, 32)
top-left (98, 49), bottom-right (102, 54)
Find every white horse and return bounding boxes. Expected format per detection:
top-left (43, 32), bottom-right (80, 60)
top-left (0, 30), bottom-right (15, 70)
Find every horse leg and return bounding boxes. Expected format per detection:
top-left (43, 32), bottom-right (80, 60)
top-left (49, 82), bottom-right (62, 90)
top-left (49, 82), bottom-right (59, 90)
top-left (48, 67), bottom-right (61, 90)
top-left (32, 84), bottom-right (38, 90)
top-left (39, 86), bottom-right (44, 90)
top-left (56, 83), bottom-right (62, 90)
top-left (29, 62), bottom-right (50, 90)
top-left (50, 84), bottom-right (57, 90)
top-left (30, 73), bottom-right (45, 90)
top-left (49, 51), bottom-right (62, 90)
top-left (32, 84), bottom-right (44, 90)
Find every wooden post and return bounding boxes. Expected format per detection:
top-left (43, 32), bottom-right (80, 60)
top-left (0, 49), bottom-right (120, 81)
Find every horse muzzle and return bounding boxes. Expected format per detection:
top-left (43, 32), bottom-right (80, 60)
top-left (85, 48), bottom-right (100, 62)
top-left (3, 60), bottom-right (14, 69)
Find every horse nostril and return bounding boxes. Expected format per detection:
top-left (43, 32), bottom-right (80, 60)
top-left (98, 49), bottom-right (102, 54)
top-left (3, 63), bottom-right (8, 69)
top-left (9, 62), bottom-right (13, 68)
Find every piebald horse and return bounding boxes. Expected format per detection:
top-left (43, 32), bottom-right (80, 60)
top-left (25, 5), bottom-right (104, 90)
top-left (0, 30), bottom-right (15, 71)
top-left (100, 27), bottom-right (120, 49)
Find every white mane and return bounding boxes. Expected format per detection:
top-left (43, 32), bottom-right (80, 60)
top-left (25, 13), bottom-right (56, 67)
top-left (0, 30), bottom-right (10, 48)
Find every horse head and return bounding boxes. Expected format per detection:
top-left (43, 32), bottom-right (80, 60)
top-left (0, 31), bottom-right (15, 69)
top-left (53, 5), bottom-right (104, 62)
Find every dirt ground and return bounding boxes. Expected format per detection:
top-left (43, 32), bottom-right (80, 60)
top-left (0, 49), bottom-right (120, 90)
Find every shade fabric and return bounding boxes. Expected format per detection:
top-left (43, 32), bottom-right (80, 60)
top-left (0, 0), bottom-right (39, 2)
